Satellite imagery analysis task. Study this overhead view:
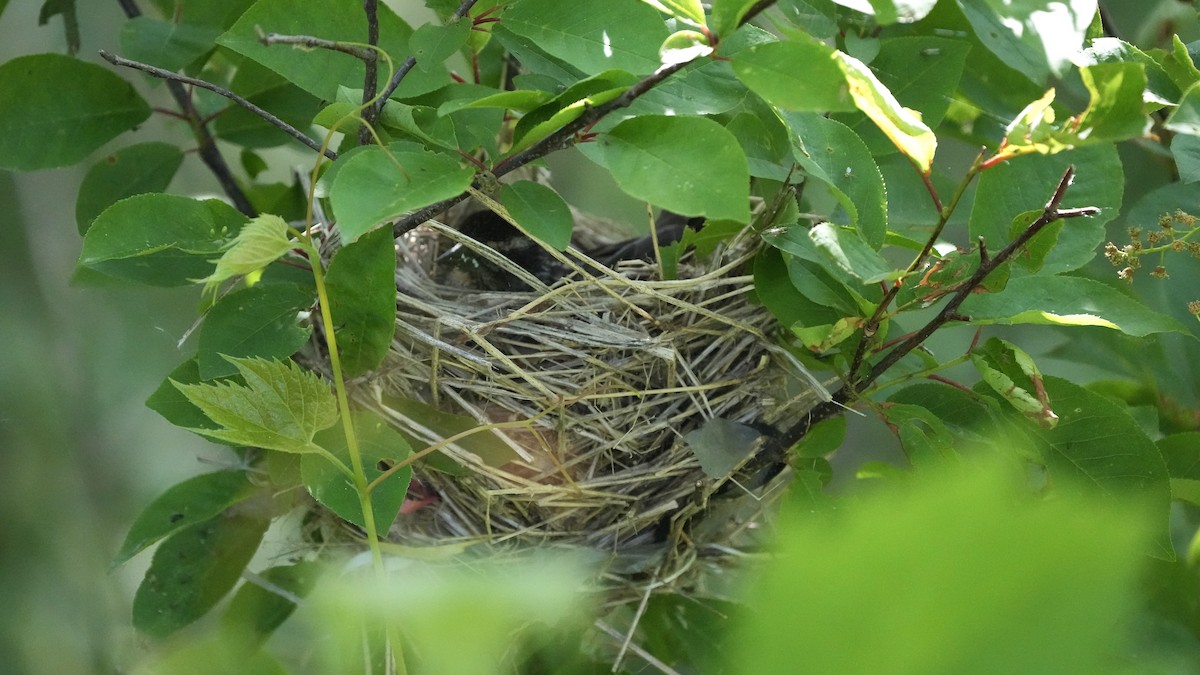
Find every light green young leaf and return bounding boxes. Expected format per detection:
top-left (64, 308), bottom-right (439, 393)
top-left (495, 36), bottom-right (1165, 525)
top-left (660, 29), bottom-right (713, 66)
top-left (198, 214), bottom-right (294, 295)
top-left (960, 276), bottom-right (1193, 337)
top-left (597, 115), bottom-right (750, 223)
top-left (639, 0), bottom-right (706, 27)
top-left (0, 54), bottom-right (150, 170)
top-left (173, 356), bottom-right (339, 453)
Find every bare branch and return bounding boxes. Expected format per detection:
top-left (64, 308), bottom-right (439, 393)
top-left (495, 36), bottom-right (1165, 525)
top-left (376, 0), bottom-right (481, 108)
top-left (257, 32), bottom-right (377, 61)
top-left (99, 50), bottom-right (337, 162)
top-left (359, 0), bottom-right (382, 145)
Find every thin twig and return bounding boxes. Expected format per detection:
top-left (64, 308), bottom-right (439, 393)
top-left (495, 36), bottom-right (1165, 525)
top-left (359, 0), bottom-right (381, 145)
top-left (258, 32), bottom-right (377, 61)
top-left (98, 50), bottom-right (337, 161)
top-left (112, 0), bottom-right (255, 215)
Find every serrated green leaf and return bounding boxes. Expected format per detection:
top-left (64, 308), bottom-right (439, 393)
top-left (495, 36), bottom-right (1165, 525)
top-left (782, 112), bottom-right (889, 249)
top-left (735, 461), bottom-right (1152, 673)
top-left (329, 145), bottom-right (474, 243)
top-left (302, 410), bottom-right (412, 530)
top-left (597, 115), bottom-right (750, 223)
top-left (411, 19), bottom-right (471, 72)
top-left (324, 226), bottom-right (397, 378)
top-left (0, 54), bottom-right (150, 170)
top-left (198, 214), bottom-right (295, 295)
top-left (75, 142), bottom-right (184, 234)
top-left (197, 283), bottom-right (314, 379)
top-left (960, 276), bottom-right (1191, 337)
top-left (113, 470), bottom-right (259, 568)
top-left (499, 181), bottom-right (573, 250)
top-left (501, 0), bottom-right (669, 76)
top-left (173, 356), bottom-right (338, 453)
top-left (78, 194), bottom-right (247, 286)
top-left (218, 0), bottom-right (445, 101)
top-left (119, 16), bottom-right (219, 72)
top-left (133, 508), bottom-right (270, 638)
top-left (147, 358), bottom-right (226, 434)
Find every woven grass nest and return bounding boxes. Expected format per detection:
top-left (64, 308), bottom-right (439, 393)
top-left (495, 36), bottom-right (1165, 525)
top-left (334, 203), bottom-right (827, 601)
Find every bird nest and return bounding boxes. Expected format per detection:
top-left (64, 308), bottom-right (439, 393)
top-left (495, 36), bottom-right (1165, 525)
top-left (331, 214), bottom-right (826, 601)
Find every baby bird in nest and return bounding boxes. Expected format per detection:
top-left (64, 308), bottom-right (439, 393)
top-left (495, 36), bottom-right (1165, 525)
top-left (436, 210), bottom-right (703, 291)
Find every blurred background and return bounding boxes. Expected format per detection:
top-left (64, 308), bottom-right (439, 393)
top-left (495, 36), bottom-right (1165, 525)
top-left (2, 1), bottom-right (1198, 674)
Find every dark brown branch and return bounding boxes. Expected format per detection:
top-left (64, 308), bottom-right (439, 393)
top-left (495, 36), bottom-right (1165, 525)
top-left (391, 0), bottom-right (779, 237)
top-left (111, 0), bottom-right (254, 216)
top-left (376, 0), bottom-right (481, 110)
top-left (765, 167), bottom-right (1098, 456)
top-left (257, 32), bottom-right (377, 61)
top-left (99, 50), bottom-right (337, 162)
top-left (359, 0), bottom-right (381, 145)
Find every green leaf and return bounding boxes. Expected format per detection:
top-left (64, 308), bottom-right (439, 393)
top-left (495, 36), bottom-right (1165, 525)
top-left (218, 561), bottom-right (321, 650)
top-left (734, 462), bottom-right (1152, 673)
top-left (77, 194), bottom-right (247, 286)
top-left (972, 338), bottom-right (1058, 428)
top-left (732, 39), bottom-right (855, 112)
top-left (498, 181), bottom-right (574, 250)
top-left (197, 283), bottom-right (314, 380)
top-left (684, 418), bottom-right (763, 479)
top-left (173, 356), bottom-right (339, 453)
top-left (764, 221), bottom-right (893, 285)
top-left (969, 145), bottom-right (1122, 274)
top-left (792, 416), bottom-right (846, 458)
top-left (1028, 376), bottom-right (1171, 559)
top-left (1076, 37), bottom-right (1179, 108)
top-left (960, 276), bottom-right (1192, 337)
top-left (133, 508), bottom-right (271, 638)
top-left (881, 402), bottom-right (959, 468)
top-left (783, 112), bottom-right (888, 249)
top-left (75, 142), bottom-right (184, 234)
top-left (113, 470), bottom-right (259, 568)
top-left (956, 0), bottom-right (1095, 82)
top-left (835, 48), bottom-right (937, 171)
top-left (639, 0), bottom-right (707, 27)
top-left (0, 54), bottom-right (150, 170)
top-left (197, 214), bottom-right (295, 295)
top-left (501, 0), bottom-right (669, 75)
top-left (1165, 81), bottom-right (1200, 138)
top-left (218, 0), bottom-right (445, 101)
top-left (710, 0), bottom-right (759, 36)
top-left (1171, 134), bottom-right (1200, 183)
top-left (119, 16), bottom-right (220, 72)
top-left (1158, 432), bottom-right (1200, 480)
top-left (410, 19), bottom-right (472, 72)
top-left (454, 89), bottom-right (554, 113)
top-left (596, 115), bottom-right (750, 223)
top-left (324, 226), bottom-right (397, 378)
top-left (329, 145), bottom-right (474, 243)
top-left (660, 29), bottom-right (713, 66)
top-left (302, 410), bottom-right (413, 530)
top-left (843, 0), bottom-right (938, 24)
